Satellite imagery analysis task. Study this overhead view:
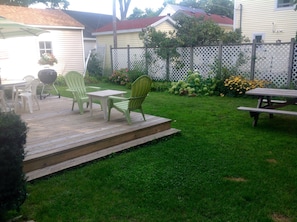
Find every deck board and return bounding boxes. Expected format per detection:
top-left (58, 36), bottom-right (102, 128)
top-left (19, 96), bottom-right (179, 180)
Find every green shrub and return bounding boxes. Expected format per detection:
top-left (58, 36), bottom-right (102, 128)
top-left (55, 74), bottom-right (66, 86)
top-left (84, 74), bottom-right (100, 85)
top-left (0, 112), bottom-right (27, 220)
top-left (151, 81), bottom-right (171, 92)
top-left (169, 70), bottom-right (217, 96)
top-left (109, 68), bottom-right (147, 86)
top-left (127, 69), bottom-right (145, 82)
top-left (87, 52), bottom-right (103, 78)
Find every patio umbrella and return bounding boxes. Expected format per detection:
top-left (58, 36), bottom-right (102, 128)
top-left (0, 16), bottom-right (47, 39)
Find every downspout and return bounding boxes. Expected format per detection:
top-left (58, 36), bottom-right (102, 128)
top-left (239, 4), bottom-right (243, 34)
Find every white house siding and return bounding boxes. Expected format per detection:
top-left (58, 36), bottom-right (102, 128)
top-left (84, 39), bottom-right (97, 61)
top-left (48, 29), bottom-right (85, 75)
top-left (0, 29), bottom-right (84, 80)
top-left (155, 21), bottom-right (176, 33)
top-left (117, 33), bottom-right (144, 47)
top-left (234, 0), bottom-right (297, 43)
top-left (96, 32), bottom-right (142, 73)
top-left (0, 37), bottom-right (40, 80)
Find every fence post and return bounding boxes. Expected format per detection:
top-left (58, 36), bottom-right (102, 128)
top-left (190, 47), bottom-right (193, 71)
top-left (166, 52), bottom-right (170, 81)
top-left (250, 39), bottom-right (256, 80)
top-left (110, 45), bottom-right (114, 72)
top-left (287, 38), bottom-right (295, 88)
top-left (127, 45), bottom-right (131, 70)
top-left (218, 41), bottom-right (223, 79)
top-left (145, 46), bottom-right (148, 75)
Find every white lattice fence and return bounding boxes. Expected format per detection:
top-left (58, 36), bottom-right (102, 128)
top-left (146, 48), bottom-right (167, 81)
top-left (291, 43), bottom-right (297, 86)
top-left (254, 43), bottom-right (291, 87)
top-left (129, 48), bottom-right (146, 71)
top-left (193, 46), bottom-right (219, 78)
top-left (169, 48), bottom-right (191, 81)
top-left (111, 42), bottom-right (297, 87)
top-left (222, 44), bottom-right (252, 77)
top-left (112, 48), bottom-right (128, 70)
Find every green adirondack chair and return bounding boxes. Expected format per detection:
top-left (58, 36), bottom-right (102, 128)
top-left (107, 75), bottom-right (152, 124)
top-left (64, 71), bottom-right (100, 114)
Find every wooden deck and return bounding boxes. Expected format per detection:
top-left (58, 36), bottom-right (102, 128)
top-left (20, 96), bottom-right (180, 181)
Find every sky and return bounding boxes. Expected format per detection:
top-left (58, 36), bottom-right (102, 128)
top-left (67, 0), bottom-right (171, 16)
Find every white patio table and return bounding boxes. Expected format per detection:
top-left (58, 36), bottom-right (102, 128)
top-left (0, 79), bottom-right (26, 111)
top-left (87, 89), bottom-right (126, 120)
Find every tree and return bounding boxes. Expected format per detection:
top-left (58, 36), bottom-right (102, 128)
top-left (128, 7), bottom-right (145, 19)
top-left (139, 27), bottom-right (180, 59)
top-left (118, 0), bottom-right (132, 20)
top-left (179, 0), bottom-right (199, 8)
top-left (197, 0), bottom-right (234, 18)
top-left (128, 7), bottom-right (162, 19)
top-left (140, 13), bottom-right (246, 48)
top-left (174, 15), bottom-right (224, 46)
top-left (0, 0), bottom-right (69, 9)
top-left (0, 0), bottom-right (28, 6)
top-left (30, 0), bottom-right (69, 9)
top-left (179, 0), bottom-right (234, 19)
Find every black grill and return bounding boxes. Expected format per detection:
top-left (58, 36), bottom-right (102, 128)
top-left (38, 69), bottom-right (57, 84)
top-left (38, 69), bottom-right (60, 99)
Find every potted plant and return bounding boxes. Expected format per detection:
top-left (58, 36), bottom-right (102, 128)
top-left (38, 53), bottom-right (58, 66)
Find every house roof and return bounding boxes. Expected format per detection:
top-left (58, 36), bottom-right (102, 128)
top-left (0, 5), bottom-right (83, 28)
top-left (93, 16), bottom-right (175, 35)
top-left (180, 11), bottom-right (233, 25)
top-left (63, 10), bottom-right (114, 39)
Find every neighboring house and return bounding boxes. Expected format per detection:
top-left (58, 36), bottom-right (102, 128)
top-left (92, 16), bottom-right (176, 72)
top-left (159, 4), bottom-right (232, 31)
top-left (63, 10), bottom-right (114, 60)
top-left (0, 5), bottom-right (84, 79)
top-left (234, 0), bottom-right (297, 43)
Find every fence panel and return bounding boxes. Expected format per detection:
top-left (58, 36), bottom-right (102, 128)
top-left (222, 44), bottom-right (252, 77)
top-left (111, 41), bottom-right (297, 88)
top-left (254, 43), bottom-right (291, 87)
top-left (291, 43), bottom-right (297, 86)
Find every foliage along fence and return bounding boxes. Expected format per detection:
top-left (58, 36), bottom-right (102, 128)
top-left (111, 39), bottom-right (297, 88)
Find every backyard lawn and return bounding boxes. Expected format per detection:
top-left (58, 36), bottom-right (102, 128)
top-left (19, 83), bottom-right (297, 221)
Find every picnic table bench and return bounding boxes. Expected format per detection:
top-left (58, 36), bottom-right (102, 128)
top-left (237, 88), bottom-right (297, 126)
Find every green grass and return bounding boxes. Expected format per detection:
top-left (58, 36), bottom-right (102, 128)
top-left (20, 83), bottom-right (297, 221)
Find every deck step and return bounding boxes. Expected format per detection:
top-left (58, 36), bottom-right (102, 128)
top-left (26, 128), bottom-right (180, 181)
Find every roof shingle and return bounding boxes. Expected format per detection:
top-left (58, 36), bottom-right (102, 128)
top-left (0, 5), bottom-right (83, 27)
top-left (95, 16), bottom-right (167, 33)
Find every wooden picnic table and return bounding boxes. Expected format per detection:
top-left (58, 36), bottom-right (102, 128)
top-left (237, 88), bottom-right (297, 126)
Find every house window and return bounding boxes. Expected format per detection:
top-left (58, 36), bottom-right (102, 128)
top-left (39, 41), bottom-right (53, 56)
top-left (276, 0), bottom-right (294, 8)
top-left (253, 34), bottom-right (264, 43)
top-left (254, 35), bottom-right (263, 43)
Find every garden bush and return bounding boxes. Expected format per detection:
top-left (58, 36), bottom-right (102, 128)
top-left (109, 68), bottom-right (147, 86)
top-left (87, 52), bottom-right (103, 78)
top-left (0, 112), bottom-right (27, 220)
top-left (55, 74), bottom-right (66, 86)
top-left (109, 68), bottom-right (129, 85)
top-left (169, 70), bottom-right (217, 96)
